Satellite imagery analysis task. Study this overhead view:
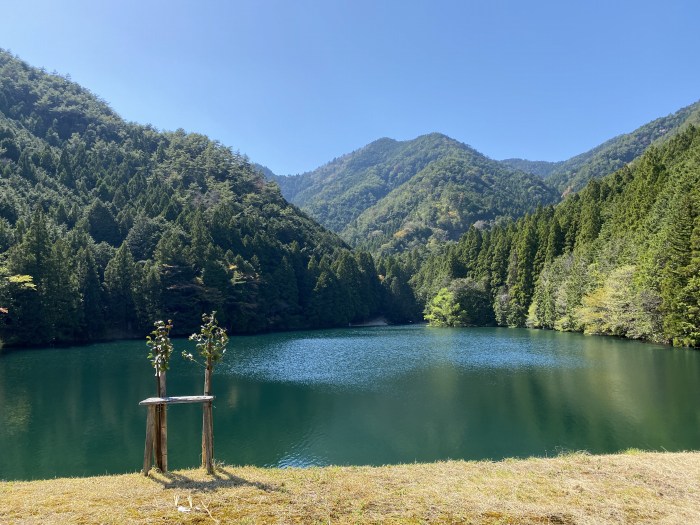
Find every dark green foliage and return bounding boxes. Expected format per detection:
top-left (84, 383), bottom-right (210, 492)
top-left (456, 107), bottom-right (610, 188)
top-left (377, 255), bottom-right (421, 324)
top-left (675, 217), bottom-right (700, 346)
top-left (418, 125), bottom-right (700, 347)
top-left (0, 50), bottom-right (388, 346)
top-left (498, 158), bottom-right (561, 178)
top-left (85, 199), bottom-right (122, 246)
top-left (103, 242), bottom-right (137, 334)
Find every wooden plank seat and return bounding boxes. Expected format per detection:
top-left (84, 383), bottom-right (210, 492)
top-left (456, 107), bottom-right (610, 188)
top-left (140, 395), bottom-right (215, 475)
top-left (139, 395), bottom-right (214, 406)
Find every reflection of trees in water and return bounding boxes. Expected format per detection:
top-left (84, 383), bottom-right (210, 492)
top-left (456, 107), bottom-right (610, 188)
top-left (0, 364), bottom-right (32, 436)
top-left (497, 332), bottom-right (700, 455)
top-left (2, 330), bottom-right (700, 479)
top-left (0, 342), bottom-right (163, 479)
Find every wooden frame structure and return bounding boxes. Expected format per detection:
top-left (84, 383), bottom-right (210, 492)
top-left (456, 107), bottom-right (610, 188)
top-left (139, 395), bottom-right (215, 475)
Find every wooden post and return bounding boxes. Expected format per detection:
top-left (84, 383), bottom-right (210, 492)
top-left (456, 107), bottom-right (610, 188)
top-left (158, 372), bottom-right (168, 471)
top-left (154, 375), bottom-right (161, 470)
top-left (202, 363), bottom-right (214, 474)
top-left (143, 405), bottom-right (155, 475)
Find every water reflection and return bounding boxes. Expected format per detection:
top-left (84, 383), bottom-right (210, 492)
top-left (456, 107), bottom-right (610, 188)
top-left (1, 326), bottom-right (699, 480)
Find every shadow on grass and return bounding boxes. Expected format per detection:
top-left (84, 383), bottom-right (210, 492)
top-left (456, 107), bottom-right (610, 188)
top-left (146, 467), bottom-right (281, 493)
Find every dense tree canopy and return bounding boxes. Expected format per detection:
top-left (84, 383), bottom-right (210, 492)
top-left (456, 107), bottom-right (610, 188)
top-left (2, 48), bottom-right (699, 350)
top-left (271, 133), bottom-right (559, 254)
top-left (415, 126), bottom-right (700, 346)
top-left (0, 50), bottom-right (388, 346)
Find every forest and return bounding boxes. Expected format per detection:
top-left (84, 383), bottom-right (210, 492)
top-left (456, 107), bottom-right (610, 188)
top-left (1, 48), bottom-right (699, 348)
top-left (417, 126), bottom-right (700, 346)
top-left (0, 50), bottom-right (411, 346)
top-left (271, 132), bottom-right (559, 254)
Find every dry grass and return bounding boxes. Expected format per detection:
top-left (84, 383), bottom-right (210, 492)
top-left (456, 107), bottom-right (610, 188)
top-left (1, 451), bottom-right (699, 524)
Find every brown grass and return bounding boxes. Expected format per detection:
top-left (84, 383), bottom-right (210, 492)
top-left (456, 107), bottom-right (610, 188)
top-left (1, 451), bottom-right (699, 524)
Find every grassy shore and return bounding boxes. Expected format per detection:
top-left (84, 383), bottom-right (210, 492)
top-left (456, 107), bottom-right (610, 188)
top-left (1, 451), bottom-right (699, 524)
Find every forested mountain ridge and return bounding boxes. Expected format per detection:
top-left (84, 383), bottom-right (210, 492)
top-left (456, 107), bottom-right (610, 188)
top-left (273, 134), bottom-right (464, 231)
top-left (501, 100), bottom-right (700, 194)
top-left (272, 100), bottom-right (700, 255)
top-left (272, 133), bottom-right (559, 254)
top-left (0, 49), bottom-right (391, 346)
top-left (341, 152), bottom-right (559, 253)
top-left (418, 124), bottom-right (700, 347)
top-left (497, 158), bottom-right (561, 179)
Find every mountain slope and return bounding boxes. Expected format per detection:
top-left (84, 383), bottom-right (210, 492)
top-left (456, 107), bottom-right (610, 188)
top-left (498, 158), bottom-right (561, 179)
top-left (418, 124), bottom-right (700, 346)
top-left (501, 100), bottom-right (700, 194)
top-left (275, 134), bottom-right (467, 233)
top-left (0, 49), bottom-right (385, 346)
top-left (273, 133), bottom-right (559, 253)
top-left (342, 148), bottom-right (559, 253)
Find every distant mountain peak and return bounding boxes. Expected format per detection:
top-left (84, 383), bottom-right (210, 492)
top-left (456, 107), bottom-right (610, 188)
top-left (272, 131), bottom-right (559, 253)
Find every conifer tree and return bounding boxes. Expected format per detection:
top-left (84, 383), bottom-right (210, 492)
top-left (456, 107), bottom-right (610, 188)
top-left (104, 242), bottom-right (137, 333)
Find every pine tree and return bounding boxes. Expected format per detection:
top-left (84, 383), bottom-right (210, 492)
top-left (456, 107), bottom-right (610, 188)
top-left (675, 216), bottom-right (700, 346)
top-left (76, 246), bottom-right (105, 340)
top-left (104, 242), bottom-right (137, 333)
top-left (506, 217), bottom-right (538, 326)
top-left (659, 194), bottom-right (695, 342)
top-left (7, 210), bottom-right (53, 343)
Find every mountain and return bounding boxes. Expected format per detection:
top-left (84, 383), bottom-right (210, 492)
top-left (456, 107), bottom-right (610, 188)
top-left (497, 159), bottom-right (561, 179)
top-left (417, 124), bottom-right (700, 347)
top-left (273, 101), bottom-right (700, 256)
top-left (0, 49), bottom-right (387, 346)
top-left (273, 133), bottom-right (559, 253)
top-left (502, 100), bottom-right (700, 194)
top-left (253, 162), bottom-right (276, 180)
top-left (274, 134), bottom-right (457, 231)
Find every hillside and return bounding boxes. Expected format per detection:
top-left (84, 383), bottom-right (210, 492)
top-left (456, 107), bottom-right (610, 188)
top-left (497, 158), bottom-right (561, 178)
top-left (274, 134), bottom-right (464, 232)
top-left (271, 102), bottom-right (700, 256)
top-left (417, 124), bottom-right (700, 346)
top-left (0, 50), bottom-right (386, 346)
top-left (274, 133), bottom-right (559, 253)
top-left (501, 100), bottom-right (700, 194)
top-left (342, 151), bottom-right (559, 253)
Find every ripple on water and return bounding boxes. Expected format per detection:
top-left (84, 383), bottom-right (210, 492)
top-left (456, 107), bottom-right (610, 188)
top-left (223, 326), bottom-right (584, 388)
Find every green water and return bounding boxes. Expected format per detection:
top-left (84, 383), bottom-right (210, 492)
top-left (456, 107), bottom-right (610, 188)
top-left (1, 325), bottom-right (699, 480)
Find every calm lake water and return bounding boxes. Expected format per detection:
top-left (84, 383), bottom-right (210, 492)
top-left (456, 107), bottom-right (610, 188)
top-left (1, 325), bottom-right (699, 480)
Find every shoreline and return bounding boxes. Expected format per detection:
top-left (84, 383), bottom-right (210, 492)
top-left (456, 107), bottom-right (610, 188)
top-left (1, 323), bottom-right (682, 355)
top-left (2, 451), bottom-right (698, 524)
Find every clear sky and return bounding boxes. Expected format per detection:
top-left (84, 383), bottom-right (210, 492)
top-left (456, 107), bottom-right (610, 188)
top-left (1, 0), bottom-right (699, 174)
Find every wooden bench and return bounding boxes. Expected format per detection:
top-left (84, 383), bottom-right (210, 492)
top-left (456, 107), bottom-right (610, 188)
top-left (140, 395), bottom-right (214, 475)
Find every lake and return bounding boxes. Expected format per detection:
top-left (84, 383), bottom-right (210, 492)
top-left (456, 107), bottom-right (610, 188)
top-left (1, 325), bottom-right (699, 480)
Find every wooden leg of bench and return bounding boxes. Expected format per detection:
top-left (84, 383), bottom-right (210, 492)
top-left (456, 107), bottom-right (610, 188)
top-left (203, 402), bottom-right (213, 474)
top-left (160, 404), bottom-right (168, 472)
top-left (143, 405), bottom-right (155, 475)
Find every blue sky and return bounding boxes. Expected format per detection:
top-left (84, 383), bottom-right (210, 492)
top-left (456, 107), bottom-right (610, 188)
top-left (1, 0), bottom-right (699, 174)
